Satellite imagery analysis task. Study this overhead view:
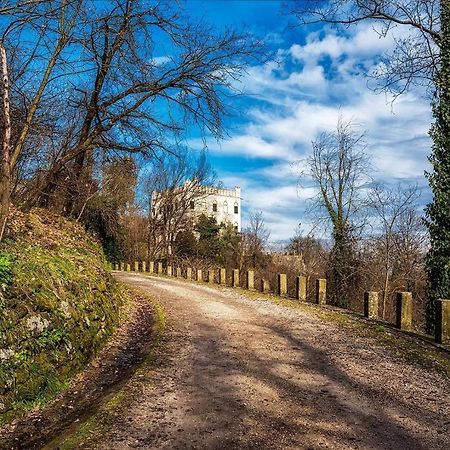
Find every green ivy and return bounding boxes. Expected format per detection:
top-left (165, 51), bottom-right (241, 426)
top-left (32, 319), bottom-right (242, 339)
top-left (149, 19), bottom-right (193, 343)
top-left (425, 2), bottom-right (450, 334)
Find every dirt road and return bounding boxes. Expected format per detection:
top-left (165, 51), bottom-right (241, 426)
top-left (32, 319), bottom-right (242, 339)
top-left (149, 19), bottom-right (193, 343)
top-left (69, 273), bottom-right (450, 449)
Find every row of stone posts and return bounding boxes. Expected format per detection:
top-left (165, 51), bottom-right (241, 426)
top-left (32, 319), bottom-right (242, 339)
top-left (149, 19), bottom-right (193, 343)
top-left (363, 290), bottom-right (450, 345)
top-left (116, 261), bottom-right (328, 306)
top-left (115, 261), bottom-right (449, 345)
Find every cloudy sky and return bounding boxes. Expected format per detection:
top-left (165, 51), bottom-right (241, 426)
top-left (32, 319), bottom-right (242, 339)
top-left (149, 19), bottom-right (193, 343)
top-left (184, 0), bottom-right (432, 243)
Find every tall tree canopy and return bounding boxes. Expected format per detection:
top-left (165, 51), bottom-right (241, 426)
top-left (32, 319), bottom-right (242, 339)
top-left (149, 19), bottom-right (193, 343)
top-left (0, 0), bottom-right (258, 236)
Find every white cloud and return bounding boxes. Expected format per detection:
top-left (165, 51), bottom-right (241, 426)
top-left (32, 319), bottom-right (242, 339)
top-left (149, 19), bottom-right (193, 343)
top-left (194, 23), bottom-right (432, 241)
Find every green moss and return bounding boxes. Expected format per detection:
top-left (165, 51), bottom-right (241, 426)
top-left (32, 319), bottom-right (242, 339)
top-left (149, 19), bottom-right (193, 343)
top-left (0, 209), bottom-right (125, 425)
top-left (55, 417), bottom-right (100, 450)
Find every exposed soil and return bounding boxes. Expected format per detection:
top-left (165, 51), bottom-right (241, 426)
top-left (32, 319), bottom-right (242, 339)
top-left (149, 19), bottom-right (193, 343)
top-left (0, 291), bottom-right (156, 450)
top-left (62, 273), bottom-right (450, 450)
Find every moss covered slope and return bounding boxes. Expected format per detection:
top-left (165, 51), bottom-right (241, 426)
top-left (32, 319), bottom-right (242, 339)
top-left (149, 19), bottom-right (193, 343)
top-left (0, 209), bottom-right (123, 424)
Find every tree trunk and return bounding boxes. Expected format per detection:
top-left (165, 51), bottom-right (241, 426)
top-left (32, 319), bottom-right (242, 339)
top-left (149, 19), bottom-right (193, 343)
top-left (0, 43), bottom-right (11, 241)
top-left (382, 266), bottom-right (390, 320)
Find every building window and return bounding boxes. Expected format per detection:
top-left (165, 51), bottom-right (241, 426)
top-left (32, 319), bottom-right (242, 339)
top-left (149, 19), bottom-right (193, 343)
top-left (190, 201), bottom-right (195, 209)
top-left (234, 223), bottom-right (238, 231)
top-left (223, 201), bottom-right (228, 213)
top-left (234, 202), bottom-right (238, 214)
top-left (212, 202), bottom-right (217, 212)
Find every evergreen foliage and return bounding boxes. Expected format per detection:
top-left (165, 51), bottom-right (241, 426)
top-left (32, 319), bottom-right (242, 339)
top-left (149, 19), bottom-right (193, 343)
top-left (425, 1), bottom-right (450, 333)
top-left (195, 214), bottom-right (222, 259)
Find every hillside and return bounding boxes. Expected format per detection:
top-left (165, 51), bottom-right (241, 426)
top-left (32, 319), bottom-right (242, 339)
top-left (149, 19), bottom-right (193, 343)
top-left (0, 208), bottom-right (124, 424)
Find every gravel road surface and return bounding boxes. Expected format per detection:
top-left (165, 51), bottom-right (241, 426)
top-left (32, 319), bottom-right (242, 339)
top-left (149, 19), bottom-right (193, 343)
top-left (83, 272), bottom-right (450, 450)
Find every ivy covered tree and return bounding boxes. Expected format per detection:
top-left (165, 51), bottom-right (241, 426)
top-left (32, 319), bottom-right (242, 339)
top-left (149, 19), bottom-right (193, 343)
top-left (425, 1), bottom-right (450, 334)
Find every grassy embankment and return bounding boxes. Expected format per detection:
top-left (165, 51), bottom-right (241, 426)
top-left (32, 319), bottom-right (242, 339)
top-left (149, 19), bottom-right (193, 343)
top-left (0, 208), bottom-right (125, 424)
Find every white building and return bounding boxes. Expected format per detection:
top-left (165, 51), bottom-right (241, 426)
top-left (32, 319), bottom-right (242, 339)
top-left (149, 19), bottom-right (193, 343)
top-left (189, 185), bottom-right (242, 232)
top-left (151, 183), bottom-right (242, 232)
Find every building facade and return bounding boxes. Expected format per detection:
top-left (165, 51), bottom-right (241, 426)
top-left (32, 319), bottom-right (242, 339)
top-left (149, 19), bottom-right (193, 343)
top-left (189, 185), bottom-right (241, 232)
top-left (151, 183), bottom-right (242, 232)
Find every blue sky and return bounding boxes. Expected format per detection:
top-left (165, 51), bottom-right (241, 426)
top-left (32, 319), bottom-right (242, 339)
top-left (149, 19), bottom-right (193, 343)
top-left (183, 0), bottom-right (432, 243)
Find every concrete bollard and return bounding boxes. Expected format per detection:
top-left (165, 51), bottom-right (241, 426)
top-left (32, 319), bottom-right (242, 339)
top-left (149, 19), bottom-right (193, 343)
top-left (126, 263), bottom-right (131, 272)
top-left (435, 299), bottom-right (450, 344)
top-left (208, 269), bottom-right (215, 283)
top-left (364, 292), bottom-right (379, 319)
top-left (232, 269), bottom-right (239, 287)
top-left (277, 273), bottom-right (287, 297)
top-left (396, 292), bottom-right (413, 330)
top-left (142, 261), bottom-right (146, 272)
top-left (149, 261), bottom-right (154, 273)
top-left (167, 266), bottom-right (172, 277)
top-left (219, 268), bottom-right (226, 285)
top-left (120, 261), bottom-right (124, 271)
top-left (260, 279), bottom-right (270, 293)
top-left (114, 263), bottom-right (119, 271)
top-left (186, 267), bottom-right (192, 280)
top-left (134, 261), bottom-right (139, 272)
top-left (315, 279), bottom-right (327, 305)
top-left (246, 270), bottom-right (255, 290)
top-left (197, 269), bottom-right (203, 282)
top-left (157, 262), bottom-right (163, 274)
top-left (176, 267), bottom-right (181, 278)
top-left (296, 276), bottom-right (307, 301)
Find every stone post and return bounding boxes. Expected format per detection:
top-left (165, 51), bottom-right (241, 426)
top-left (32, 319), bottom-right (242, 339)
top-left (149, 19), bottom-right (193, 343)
top-left (142, 261), bottom-right (146, 272)
top-left (396, 292), bottom-right (413, 330)
top-left (197, 269), bottom-right (203, 282)
top-left (149, 261), bottom-right (154, 274)
top-left (315, 279), bottom-right (327, 305)
top-left (219, 268), bottom-right (226, 285)
top-left (126, 263), bottom-right (131, 272)
top-left (232, 269), bottom-right (239, 287)
top-left (167, 266), bottom-right (172, 277)
top-left (176, 267), bottom-right (181, 278)
top-left (114, 263), bottom-right (119, 271)
top-left (134, 261), bottom-right (139, 272)
top-left (364, 292), bottom-right (379, 319)
top-left (260, 279), bottom-right (270, 293)
top-left (435, 299), bottom-right (450, 344)
top-left (186, 267), bottom-right (192, 280)
top-left (157, 262), bottom-right (163, 274)
top-left (277, 273), bottom-right (287, 297)
top-left (246, 270), bottom-right (255, 290)
top-left (120, 261), bottom-right (124, 271)
top-left (296, 276), bottom-right (307, 301)
top-left (208, 269), bottom-right (215, 283)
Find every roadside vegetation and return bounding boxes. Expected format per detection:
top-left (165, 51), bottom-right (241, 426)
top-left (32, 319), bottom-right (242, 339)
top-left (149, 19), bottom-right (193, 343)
top-left (0, 208), bottom-right (125, 424)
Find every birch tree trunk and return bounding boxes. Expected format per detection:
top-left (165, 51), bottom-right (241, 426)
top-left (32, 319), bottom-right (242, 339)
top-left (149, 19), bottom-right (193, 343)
top-left (0, 42), bottom-right (11, 241)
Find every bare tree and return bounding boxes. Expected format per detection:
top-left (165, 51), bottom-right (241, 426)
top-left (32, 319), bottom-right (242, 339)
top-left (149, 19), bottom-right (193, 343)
top-left (0, 1), bottom-right (53, 15)
top-left (242, 210), bottom-right (270, 269)
top-left (0, 0), bottom-right (259, 236)
top-left (300, 117), bottom-right (371, 306)
top-left (0, 0), bottom-right (82, 238)
top-left (288, 0), bottom-right (440, 96)
top-left (27, 0), bottom-right (258, 215)
top-left (286, 224), bottom-right (327, 277)
top-left (368, 183), bottom-right (423, 318)
top-left (147, 150), bottom-right (216, 260)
